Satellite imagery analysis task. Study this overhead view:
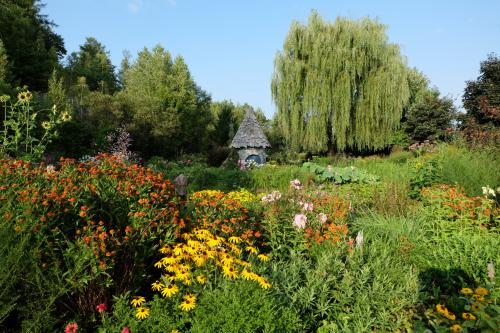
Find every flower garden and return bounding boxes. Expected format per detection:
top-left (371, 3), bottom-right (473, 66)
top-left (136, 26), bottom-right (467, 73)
top-left (0, 144), bottom-right (499, 333)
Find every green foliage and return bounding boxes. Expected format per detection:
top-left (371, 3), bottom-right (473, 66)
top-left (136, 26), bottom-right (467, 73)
top-left (409, 154), bottom-right (443, 198)
top-left (463, 53), bottom-right (500, 126)
top-left (122, 46), bottom-right (211, 158)
top-left (268, 240), bottom-right (418, 332)
top-left (248, 164), bottom-right (312, 192)
top-left (65, 37), bottom-right (118, 94)
top-left (272, 12), bottom-right (409, 152)
top-left (148, 157), bottom-right (252, 192)
top-left (191, 280), bottom-right (301, 333)
top-left (405, 89), bottom-right (456, 142)
top-left (302, 162), bottom-right (379, 184)
top-left (0, 90), bottom-right (70, 160)
top-left (0, 39), bottom-right (9, 82)
top-left (0, 0), bottom-right (66, 90)
top-left (434, 144), bottom-right (500, 196)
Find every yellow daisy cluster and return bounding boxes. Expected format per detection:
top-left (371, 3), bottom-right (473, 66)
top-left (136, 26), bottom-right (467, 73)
top-left (150, 228), bottom-right (271, 311)
top-left (226, 189), bottom-right (257, 204)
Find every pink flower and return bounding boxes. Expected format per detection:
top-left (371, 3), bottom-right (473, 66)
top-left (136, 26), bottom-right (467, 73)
top-left (318, 213), bottom-right (327, 224)
top-left (293, 214), bottom-right (307, 229)
top-left (300, 201), bottom-right (314, 211)
top-left (65, 322), bottom-right (78, 333)
top-left (290, 179), bottom-right (302, 190)
top-left (121, 327), bottom-right (131, 333)
top-left (96, 303), bottom-right (107, 313)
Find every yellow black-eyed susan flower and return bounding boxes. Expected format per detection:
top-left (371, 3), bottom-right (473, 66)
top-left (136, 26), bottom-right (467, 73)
top-left (179, 294), bottom-right (196, 312)
top-left (436, 304), bottom-right (447, 314)
top-left (245, 246), bottom-right (258, 255)
top-left (450, 324), bottom-right (462, 332)
top-left (151, 281), bottom-right (164, 291)
top-left (257, 278), bottom-right (272, 289)
top-left (462, 312), bottom-right (476, 320)
top-left (475, 287), bottom-right (488, 296)
top-left (161, 284), bottom-right (179, 298)
top-left (460, 288), bottom-right (473, 295)
top-left (223, 265), bottom-right (238, 279)
top-left (196, 274), bottom-right (206, 284)
top-left (130, 296), bottom-right (146, 307)
top-left (257, 254), bottom-right (269, 262)
top-left (135, 307), bottom-right (150, 320)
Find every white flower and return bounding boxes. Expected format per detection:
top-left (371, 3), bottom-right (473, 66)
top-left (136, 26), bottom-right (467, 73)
top-left (355, 230), bottom-right (364, 248)
top-left (482, 186), bottom-right (496, 197)
top-left (317, 213), bottom-right (327, 224)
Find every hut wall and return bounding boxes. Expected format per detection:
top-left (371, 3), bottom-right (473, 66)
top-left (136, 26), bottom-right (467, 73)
top-left (237, 148), bottom-right (267, 165)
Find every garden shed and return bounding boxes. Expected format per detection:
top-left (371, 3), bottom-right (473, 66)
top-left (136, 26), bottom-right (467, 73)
top-left (230, 108), bottom-right (270, 165)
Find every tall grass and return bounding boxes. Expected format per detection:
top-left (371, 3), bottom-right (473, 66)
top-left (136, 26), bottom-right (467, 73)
top-left (435, 144), bottom-right (500, 196)
top-left (248, 165), bottom-right (313, 192)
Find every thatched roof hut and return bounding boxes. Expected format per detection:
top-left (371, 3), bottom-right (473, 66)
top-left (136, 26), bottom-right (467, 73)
top-left (230, 108), bottom-right (270, 165)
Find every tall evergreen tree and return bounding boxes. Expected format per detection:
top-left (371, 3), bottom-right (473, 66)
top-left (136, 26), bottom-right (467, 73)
top-left (0, 0), bottom-right (65, 90)
top-left (65, 37), bottom-right (118, 93)
top-left (271, 12), bottom-right (409, 153)
top-left (122, 45), bottom-right (211, 157)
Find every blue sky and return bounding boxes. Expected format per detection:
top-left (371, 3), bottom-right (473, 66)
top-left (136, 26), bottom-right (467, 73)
top-left (45, 0), bottom-right (500, 117)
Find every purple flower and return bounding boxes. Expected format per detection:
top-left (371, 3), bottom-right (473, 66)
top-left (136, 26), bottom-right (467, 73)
top-left (293, 214), bottom-right (307, 229)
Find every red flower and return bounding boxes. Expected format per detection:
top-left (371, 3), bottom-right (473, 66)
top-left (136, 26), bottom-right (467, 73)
top-left (65, 322), bottom-right (78, 333)
top-left (96, 303), bottom-right (107, 313)
top-left (121, 327), bottom-right (131, 333)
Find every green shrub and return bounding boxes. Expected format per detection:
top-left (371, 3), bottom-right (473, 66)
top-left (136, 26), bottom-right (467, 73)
top-left (268, 240), bottom-right (418, 332)
top-left (190, 280), bottom-right (302, 333)
top-left (409, 154), bottom-right (442, 199)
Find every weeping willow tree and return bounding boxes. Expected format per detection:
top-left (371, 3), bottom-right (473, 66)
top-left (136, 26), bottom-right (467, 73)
top-left (272, 12), bottom-right (410, 152)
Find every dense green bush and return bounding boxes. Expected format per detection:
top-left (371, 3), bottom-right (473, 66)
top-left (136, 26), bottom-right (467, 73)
top-left (190, 280), bottom-right (301, 333)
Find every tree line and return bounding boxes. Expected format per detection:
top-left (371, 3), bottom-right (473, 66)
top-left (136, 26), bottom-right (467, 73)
top-left (1, 3), bottom-right (498, 161)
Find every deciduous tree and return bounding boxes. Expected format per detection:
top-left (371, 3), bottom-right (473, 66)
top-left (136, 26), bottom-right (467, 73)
top-left (272, 12), bottom-right (409, 153)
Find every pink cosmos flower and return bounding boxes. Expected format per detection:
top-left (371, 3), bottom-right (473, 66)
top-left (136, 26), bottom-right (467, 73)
top-left (65, 322), bottom-right (78, 333)
top-left (293, 214), bottom-right (307, 229)
top-left (318, 213), bottom-right (328, 224)
top-left (96, 303), bottom-right (107, 313)
top-left (121, 327), bottom-right (131, 333)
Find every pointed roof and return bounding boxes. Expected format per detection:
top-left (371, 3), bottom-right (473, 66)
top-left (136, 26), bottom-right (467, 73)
top-left (230, 108), bottom-right (271, 149)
